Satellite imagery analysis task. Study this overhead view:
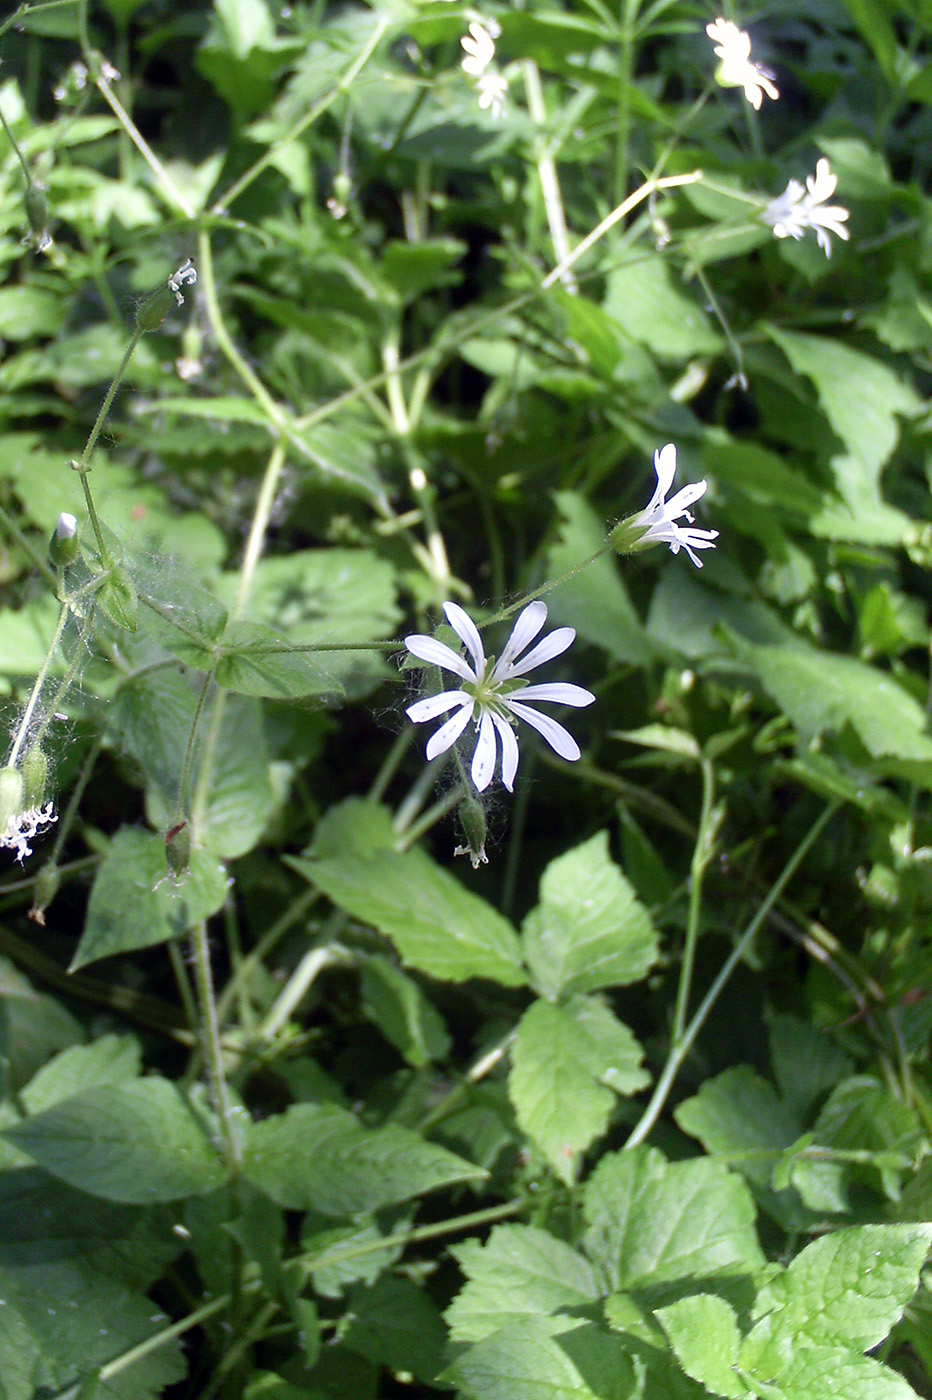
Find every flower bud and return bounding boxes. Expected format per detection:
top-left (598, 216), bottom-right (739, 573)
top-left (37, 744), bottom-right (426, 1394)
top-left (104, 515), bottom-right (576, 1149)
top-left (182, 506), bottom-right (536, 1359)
top-left (49, 511), bottom-right (79, 566)
top-left (23, 183), bottom-right (48, 238)
top-left (0, 767), bottom-right (25, 831)
top-left (22, 746), bottom-right (48, 808)
top-left (165, 821), bottom-right (191, 880)
top-left (29, 861), bottom-right (61, 926)
top-left (135, 283), bottom-right (176, 334)
top-left (454, 794), bottom-right (488, 869)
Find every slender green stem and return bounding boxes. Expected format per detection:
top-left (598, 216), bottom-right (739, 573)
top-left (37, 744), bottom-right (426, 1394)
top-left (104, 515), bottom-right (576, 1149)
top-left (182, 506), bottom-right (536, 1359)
top-left (189, 918), bottom-right (242, 1170)
top-left (175, 668), bottom-right (215, 824)
top-left (0, 0), bottom-right (78, 45)
top-left (78, 328), bottom-right (143, 471)
top-left (0, 100), bottom-right (31, 182)
top-left (671, 756), bottom-right (715, 1042)
top-left (214, 17), bottom-right (387, 212)
top-left (27, 603), bottom-right (96, 756)
top-left (624, 802), bottom-right (839, 1149)
top-left (6, 604), bottom-right (69, 768)
top-left (234, 439), bottom-right (287, 620)
top-left (522, 59), bottom-right (577, 292)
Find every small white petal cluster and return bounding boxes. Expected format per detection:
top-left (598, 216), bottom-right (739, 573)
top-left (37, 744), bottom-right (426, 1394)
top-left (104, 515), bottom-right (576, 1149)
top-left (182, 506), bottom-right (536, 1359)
top-left (460, 19), bottom-right (508, 120)
top-left (762, 158), bottom-right (850, 258)
top-left (405, 601), bottom-right (594, 793)
top-left (168, 259), bottom-right (197, 307)
top-left (706, 18), bottom-right (778, 109)
top-left (1, 801), bottom-right (57, 863)
top-left (634, 444), bottom-right (719, 568)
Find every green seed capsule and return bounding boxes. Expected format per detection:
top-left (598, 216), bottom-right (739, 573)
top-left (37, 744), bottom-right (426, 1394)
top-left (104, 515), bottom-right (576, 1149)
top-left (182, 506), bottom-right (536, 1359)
top-left (23, 183), bottom-right (48, 236)
top-left (22, 747), bottom-right (48, 808)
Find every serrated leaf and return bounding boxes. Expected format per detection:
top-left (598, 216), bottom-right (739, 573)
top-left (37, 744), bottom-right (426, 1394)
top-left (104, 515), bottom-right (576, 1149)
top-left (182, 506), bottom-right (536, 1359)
top-left (1, 1078), bottom-right (227, 1202)
top-left (72, 827), bottom-right (228, 970)
top-left (442, 1317), bottom-right (602, 1400)
top-left (294, 800), bottom-right (525, 986)
top-left (744, 1224), bottom-right (932, 1360)
top-left (242, 1102), bottom-right (485, 1215)
top-left (582, 1145), bottom-right (765, 1290)
top-left (656, 1295), bottom-right (746, 1398)
top-left (741, 641), bottom-right (932, 762)
top-left (522, 831), bottom-right (659, 998)
top-left (675, 1066), bottom-right (803, 1197)
top-left (446, 1225), bottom-right (600, 1342)
top-left (509, 998), bottom-right (648, 1183)
top-left (746, 1342), bottom-right (923, 1400)
top-left (360, 955), bottom-right (451, 1067)
top-left (20, 1034), bottom-right (141, 1114)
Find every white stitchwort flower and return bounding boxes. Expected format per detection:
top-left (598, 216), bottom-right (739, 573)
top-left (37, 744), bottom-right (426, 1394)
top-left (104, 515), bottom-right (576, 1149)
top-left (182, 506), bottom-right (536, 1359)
top-left (461, 20), bottom-right (496, 75)
top-left (405, 601), bottom-right (595, 793)
top-left (624, 444), bottom-right (719, 568)
top-left (1, 801), bottom-right (57, 863)
top-left (762, 158), bottom-right (850, 258)
top-left (706, 18), bottom-right (778, 110)
top-left (477, 70), bottom-right (508, 119)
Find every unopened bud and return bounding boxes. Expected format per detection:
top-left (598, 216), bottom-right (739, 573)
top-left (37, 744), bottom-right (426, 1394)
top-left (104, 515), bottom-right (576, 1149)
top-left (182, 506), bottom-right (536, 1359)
top-left (22, 747), bottom-right (48, 808)
top-left (454, 794), bottom-right (488, 870)
top-left (49, 512), bottom-right (79, 566)
top-left (0, 767), bottom-right (25, 830)
top-left (165, 821), bottom-right (191, 879)
top-left (24, 183), bottom-right (48, 237)
top-left (29, 861), bottom-right (61, 925)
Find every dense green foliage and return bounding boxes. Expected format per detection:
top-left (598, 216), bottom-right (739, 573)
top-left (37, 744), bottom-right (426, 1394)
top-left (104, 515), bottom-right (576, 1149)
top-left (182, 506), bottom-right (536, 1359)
top-left (1, 0), bottom-right (932, 1395)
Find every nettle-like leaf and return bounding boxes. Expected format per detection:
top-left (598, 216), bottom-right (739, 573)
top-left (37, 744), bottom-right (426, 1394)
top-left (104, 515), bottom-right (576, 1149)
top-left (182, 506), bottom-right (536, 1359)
top-left (73, 827), bottom-right (228, 970)
top-left (509, 997), bottom-right (649, 1183)
top-left (359, 954), bottom-right (452, 1067)
top-left (655, 1294), bottom-right (746, 1399)
top-left (294, 799), bottom-right (525, 985)
top-left (446, 1224), bottom-right (601, 1343)
top-left (442, 1316), bottom-right (636, 1400)
top-left (583, 1145), bottom-right (765, 1292)
top-left (1, 1077), bottom-right (227, 1202)
top-left (521, 830), bottom-right (660, 998)
top-left (242, 1101), bottom-right (485, 1215)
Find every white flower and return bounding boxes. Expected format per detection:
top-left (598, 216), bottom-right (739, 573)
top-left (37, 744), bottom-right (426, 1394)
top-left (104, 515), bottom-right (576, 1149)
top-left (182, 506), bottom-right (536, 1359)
top-left (762, 158), bottom-right (850, 257)
top-left (405, 601), bottom-right (595, 793)
top-left (461, 21), bottom-right (496, 75)
top-left (476, 70), bottom-right (508, 119)
top-left (167, 259), bottom-right (197, 306)
top-left (633, 444), bottom-right (719, 568)
top-left (706, 18), bottom-right (779, 110)
top-left (1, 801), bottom-right (57, 863)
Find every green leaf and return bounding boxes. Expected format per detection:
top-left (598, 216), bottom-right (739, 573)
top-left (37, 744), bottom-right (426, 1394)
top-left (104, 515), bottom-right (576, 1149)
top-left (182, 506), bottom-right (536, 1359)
top-left (582, 1145), bottom-right (766, 1290)
top-left (656, 1295), bottom-right (746, 1398)
top-left (360, 955), bottom-right (452, 1067)
top-left (343, 1275), bottom-right (448, 1382)
top-left (72, 827), bottom-right (229, 970)
top-left (744, 1225), bottom-right (932, 1362)
top-left (294, 800), bottom-right (525, 986)
top-left (0, 287), bottom-right (66, 340)
top-left (214, 620), bottom-right (339, 698)
top-left (604, 257), bottom-right (721, 359)
top-left (381, 238), bottom-right (466, 304)
top-left (509, 998), bottom-right (648, 1183)
top-left (20, 1034), bottom-right (141, 1114)
top-left (741, 641), bottom-right (932, 762)
top-left (442, 1317), bottom-right (603, 1400)
top-left (98, 563), bottom-right (138, 632)
top-left (769, 1015), bottom-right (854, 1119)
top-left (812, 1076), bottom-right (925, 1198)
top-left (242, 1102), bottom-right (485, 1215)
top-left (522, 831), bottom-right (659, 998)
top-left (446, 1224), bottom-right (601, 1342)
top-left (1, 1077), bottom-right (228, 1202)
top-left (546, 492), bottom-right (650, 665)
top-left (746, 1343), bottom-right (923, 1400)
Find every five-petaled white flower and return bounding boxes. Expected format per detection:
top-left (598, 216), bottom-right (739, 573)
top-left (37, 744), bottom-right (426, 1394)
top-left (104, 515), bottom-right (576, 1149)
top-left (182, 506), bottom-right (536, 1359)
top-left (1, 801), bottom-right (57, 863)
top-left (632, 444), bottom-right (719, 568)
top-left (706, 18), bottom-right (778, 110)
top-left (762, 158), bottom-right (850, 257)
top-left (461, 21), bottom-right (496, 76)
top-left (405, 601), bottom-right (595, 793)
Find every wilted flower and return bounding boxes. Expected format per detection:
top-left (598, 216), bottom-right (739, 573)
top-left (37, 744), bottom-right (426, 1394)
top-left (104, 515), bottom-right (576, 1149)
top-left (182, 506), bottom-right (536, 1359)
top-left (405, 601), bottom-right (595, 793)
top-left (706, 17), bottom-right (778, 109)
top-left (762, 158), bottom-right (850, 257)
top-left (168, 259), bottom-right (198, 306)
top-left (611, 444), bottom-right (719, 568)
top-left (1, 797), bottom-right (57, 864)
